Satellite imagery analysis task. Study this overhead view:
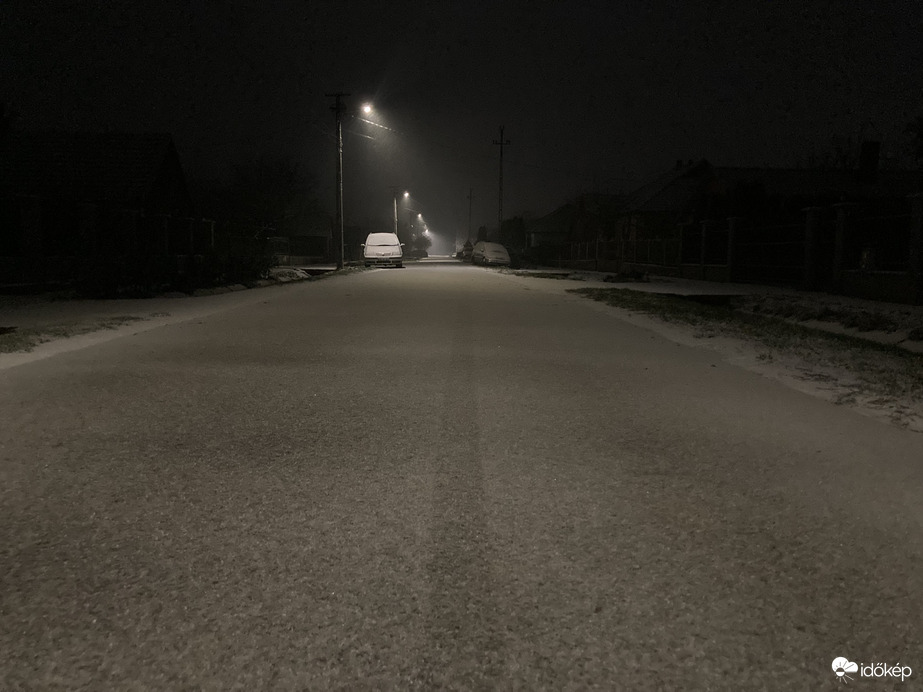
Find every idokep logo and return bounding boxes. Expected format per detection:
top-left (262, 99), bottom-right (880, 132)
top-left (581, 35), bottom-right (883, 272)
top-left (832, 658), bottom-right (858, 683)
top-left (832, 657), bottom-right (913, 684)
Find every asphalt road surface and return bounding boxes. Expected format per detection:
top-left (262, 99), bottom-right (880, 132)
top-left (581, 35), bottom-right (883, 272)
top-left (2, 262), bottom-right (922, 691)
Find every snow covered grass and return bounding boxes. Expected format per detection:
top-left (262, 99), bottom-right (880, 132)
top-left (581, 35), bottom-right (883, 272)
top-left (0, 315), bottom-right (145, 353)
top-left (571, 287), bottom-right (923, 411)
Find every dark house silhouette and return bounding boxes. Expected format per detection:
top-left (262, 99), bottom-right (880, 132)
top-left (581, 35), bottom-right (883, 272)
top-left (1, 131), bottom-right (192, 288)
top-left (614, 160), bottom-right (923, 295)
top-left (524, 158), bottom-right (923, 301)
top-left (525, 193), bottom-right (624, 254)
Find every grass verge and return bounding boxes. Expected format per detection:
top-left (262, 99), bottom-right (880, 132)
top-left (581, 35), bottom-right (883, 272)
top-left (0, 316), bottom-right (145, 354)
top-left (569, 287), bottom-right (923, 402)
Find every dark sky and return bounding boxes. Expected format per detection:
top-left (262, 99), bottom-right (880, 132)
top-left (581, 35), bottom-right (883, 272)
top-left (2, 0), bottom-right (921, 252)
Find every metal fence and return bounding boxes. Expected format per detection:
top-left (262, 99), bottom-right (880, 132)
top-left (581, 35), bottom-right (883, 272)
top-left (547, 196), bottom-right (922, 303)
top-left (732, 220), bottom-right (805, 285)
top-left (843, 213), bottom-right (912, 272)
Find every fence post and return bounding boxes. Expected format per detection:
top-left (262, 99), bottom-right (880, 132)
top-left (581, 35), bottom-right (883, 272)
top-left (909, 193), bottom-right (923, 304)
top-left (677, 222), bottom-right (686, 270)
top-left (802, 206), bottom-right (823, 290)
top-left (726, 217), bottom-right (741, 281)
top-left (832, 203), bottom-right (856, 292)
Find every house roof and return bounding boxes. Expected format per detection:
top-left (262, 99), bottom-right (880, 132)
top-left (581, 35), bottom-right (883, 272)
top-left (710, 166), bottom-right (923, 200)
top-left (621, 160), bottom-right (923, 215)
top-left (621, 159), bottom-right (713, 213)
top-left (0, 131), bottom-right (187, 208)
top-left (526, 193), bottom-right (626, 235)
top-left (526, 201), bottom-right (577, 235)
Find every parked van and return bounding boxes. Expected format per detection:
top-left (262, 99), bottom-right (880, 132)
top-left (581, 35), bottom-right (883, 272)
top-left (471, 241), bottom-right (510, 266)
top-left (362, 232), bottom-right (403, 268)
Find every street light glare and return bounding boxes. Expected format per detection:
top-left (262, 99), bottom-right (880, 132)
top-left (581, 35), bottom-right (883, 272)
top-left (403, 191), bottom-right (409, 198)
top-left (362, 103), bottom-right (372, 114)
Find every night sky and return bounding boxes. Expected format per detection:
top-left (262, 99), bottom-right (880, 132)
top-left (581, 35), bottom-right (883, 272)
top-left (2, 1), bottom-right (921, 252)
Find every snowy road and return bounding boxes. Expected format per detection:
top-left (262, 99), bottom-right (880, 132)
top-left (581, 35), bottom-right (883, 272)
top-left (2, 262), bottom-right (921, 690)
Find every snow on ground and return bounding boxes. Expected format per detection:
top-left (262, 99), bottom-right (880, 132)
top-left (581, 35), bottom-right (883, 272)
top-left (0, 274), bottom-right (314, 369)
top-left (3, 267), bottom-right (923, 432)
top-left (499, 270), bottom-right (923, 433)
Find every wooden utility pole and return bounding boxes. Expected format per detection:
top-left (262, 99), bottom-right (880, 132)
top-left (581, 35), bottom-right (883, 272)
top-left (467, 188), bottom-right (474, 243)
top-left (326, 92), bottom-right (349, 269)
top-left (493, 126), bottom-right (510, 239)
top-left (389, 186), bottom-right (403, 237)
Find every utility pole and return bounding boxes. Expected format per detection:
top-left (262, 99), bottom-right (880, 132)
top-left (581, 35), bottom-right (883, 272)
top-left (389, 186), bottom-right (402, 237)
top-left (493, 126), bottom-right (510, 240)
top-left (466, 188), bottom-right (474, 243)
top-left (326, 92), bottom-right (349, 269)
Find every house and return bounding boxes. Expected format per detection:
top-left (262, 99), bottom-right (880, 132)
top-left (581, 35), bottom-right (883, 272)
top-left (0, 131), bottom-right (193, 286)
top-left (617, 158), bottom-right (923, 248)
top-left (523, 193), bottom-right (624, 266)
top-left (613, 157), bottom-right (923, 301)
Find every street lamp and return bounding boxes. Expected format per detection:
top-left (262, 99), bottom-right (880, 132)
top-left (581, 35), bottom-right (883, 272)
top-left (325, 94), bottom-right (374, 269)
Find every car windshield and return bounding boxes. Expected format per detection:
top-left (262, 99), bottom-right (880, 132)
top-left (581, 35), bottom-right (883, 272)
top-left (366, 233), bottom-right (398, 246)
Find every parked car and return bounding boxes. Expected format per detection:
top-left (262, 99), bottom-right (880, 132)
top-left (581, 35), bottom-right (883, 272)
top-left (362, 232), bottom-right (403, 268)
top-left (471, 241), bottom-right (510, 266)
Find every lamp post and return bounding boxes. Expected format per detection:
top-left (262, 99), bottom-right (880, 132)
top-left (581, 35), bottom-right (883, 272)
top-left (326, 95), bottom-right (374, 269)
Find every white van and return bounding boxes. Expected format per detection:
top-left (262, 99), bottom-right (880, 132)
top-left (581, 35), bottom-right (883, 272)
top-left (362, 232), bottom-right (404, 268)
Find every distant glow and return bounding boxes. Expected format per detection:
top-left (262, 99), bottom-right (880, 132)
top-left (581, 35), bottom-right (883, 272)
top-left (403, 191), bottom-right (409, 198)
top-left (417, 213), bottom-right (422, 219)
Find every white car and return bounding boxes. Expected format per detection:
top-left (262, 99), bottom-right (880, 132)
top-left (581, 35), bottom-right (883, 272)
top-left (362, 232), bottom-right (404, 268)
top-left (471, 241), bottom-right (510, 266)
